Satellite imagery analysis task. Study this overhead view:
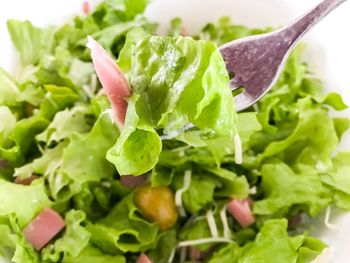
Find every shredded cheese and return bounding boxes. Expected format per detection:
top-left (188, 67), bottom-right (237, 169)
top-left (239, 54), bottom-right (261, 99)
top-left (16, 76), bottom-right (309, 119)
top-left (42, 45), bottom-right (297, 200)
top-left (206, 210), bottom-right (219, 238)
top-left (178, 237), bottom-right (233, 247)
top-left (249, 186), bottom-right (257, 195)
top-left (234, 133), bottom-right (243, 164)
top-left (175, 170), bottom-right (192, 217)
top-left (324, 206), bottom-right (339, 231)
top-left (311, 248), bottom-right (332, 263)
top-left (168, 248), bottom-right (176, 263)
top-left (220, 205), bottom-right (231, 238)
top-left (179, 247), bottom-right (186, 263)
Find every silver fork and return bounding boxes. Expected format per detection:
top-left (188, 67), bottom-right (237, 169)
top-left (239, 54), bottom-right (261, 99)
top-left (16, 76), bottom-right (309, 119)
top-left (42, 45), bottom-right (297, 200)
top-left (219, 0), bottom-right (347, 111)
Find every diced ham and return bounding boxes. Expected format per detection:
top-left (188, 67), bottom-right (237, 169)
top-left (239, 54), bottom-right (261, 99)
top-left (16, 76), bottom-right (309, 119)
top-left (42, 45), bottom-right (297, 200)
top-left (82, 0), bottom-right (90, 15)
top-left (227, 197), bottom-right (255, 228)
top-left (181, 27), bottom-right (188, 36)
top-left (86, 36), bottom-right (131, 126)
top-left (136, 253), bottom-right (153, 263)
top-left (15, 175), bottom-right (39, 185)
top-left (120, 174), bottom-right (147, 188)
top-left (23, 208), bottom-right (65, 250)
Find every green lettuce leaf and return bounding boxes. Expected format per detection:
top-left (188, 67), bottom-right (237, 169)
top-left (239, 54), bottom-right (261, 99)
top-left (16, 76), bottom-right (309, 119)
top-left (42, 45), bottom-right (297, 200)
top-left (0, 214), bottom-right (39, 263)
top-left (0, 68), bottom-right (20, 107)
top-left (148, 230), bottom-right (176, 263)
top-left (39, 85), bottom-right (79, 120)
top-left (36, 106), bottom-right (91, 146)
top-left (208, 243), bottom-right (241, 263)
top-left (61, 113), bottom-right (119, 183)
top-left (0, 179), bottom-right (51, 227)
top-left (108, 35), bottom-right (236, 175)
top-left (87, 194), bottom-right (159, 253)
top-left (0, 106), bottom-right (17, 147)
top-left (209, 219), bottom-right (325, 263)
top-left (174, 173), bottom-right (216, 214)
top-left (254, 163), bottom-right (331, 217)
top-left (320, 152), bottom-right (350, 210)
top-left (0, 114), bottom-right (49, 165)
top-left (196, 16), bottom-right (271, 46)
top-left (107, 96), bottom-right (162, 176)
top-left (7, 20), bottom-right (55, 66)
top-left (42, 210), bottom-right (91, 262)
top-left (62, 245), bottom-right (125, 263)
top-left (258, 98), bottom-right (339, 170)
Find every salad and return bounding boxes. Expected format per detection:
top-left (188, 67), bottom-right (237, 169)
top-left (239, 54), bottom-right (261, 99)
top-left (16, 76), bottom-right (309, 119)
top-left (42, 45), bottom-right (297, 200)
top-left (1, 0), bottom-right (350, 262)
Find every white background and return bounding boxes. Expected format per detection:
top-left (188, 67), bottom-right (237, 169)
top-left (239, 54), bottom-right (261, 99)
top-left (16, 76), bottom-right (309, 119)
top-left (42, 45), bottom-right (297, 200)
top-left (0, 0), bottom-right (350, 262)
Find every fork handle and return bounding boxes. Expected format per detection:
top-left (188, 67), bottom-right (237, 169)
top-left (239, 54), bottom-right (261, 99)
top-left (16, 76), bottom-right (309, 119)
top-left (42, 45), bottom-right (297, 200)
top-left (283, 0), bottom-right (346, 45)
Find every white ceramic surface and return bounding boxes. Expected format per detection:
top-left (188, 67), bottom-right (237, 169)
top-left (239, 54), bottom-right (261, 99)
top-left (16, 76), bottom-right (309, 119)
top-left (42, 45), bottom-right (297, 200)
top-left (0, 0), bottom-right (349, 262)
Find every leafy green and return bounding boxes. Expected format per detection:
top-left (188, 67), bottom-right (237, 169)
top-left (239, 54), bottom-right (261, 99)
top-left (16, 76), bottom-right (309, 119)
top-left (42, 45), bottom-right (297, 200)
top-left (258, 98), bottom-right (339, 169)
top-left (209, 219), bottom-right (326, 263)
top-left (320, 152), bottom-right (350, 210)
top-left (148, 230), bottom-right (177, 263)
top-left (254, 163), bottom-right (331, 217)
top-left (196, 16), bottom-right (271, 45)
top-left (42, 210), bottom-right (91, 262)
top-left (7, 20), bottom-right (55, 66)
top-left (0, 114), bottom-right (49, 165)
top-left (87, 194), bottom-right (159, 253)
top-left (62, 245), bottom-right (125, 263)
top-left (36, 106), bottom-right (91, 145)
top-left (107, 35), bottom-right (236, 175)
top-left (107, 96), bottom-right (162, 176)
top-left (39, 85), bottom-right (79, 120)
top-left (0, 214), bottom-right (39, 263)
top-left (176, 173), bottom-right (216, 214)
top-left (0, 68), bottom-right (20, 107)
top-left (61, 113), bottom-right (119, 183)
top-left (0, 179), bottom-right (51, 227)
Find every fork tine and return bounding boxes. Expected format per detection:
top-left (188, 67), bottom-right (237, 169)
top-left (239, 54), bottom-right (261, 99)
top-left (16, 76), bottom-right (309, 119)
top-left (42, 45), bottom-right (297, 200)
top-left (229, 78), bottom-right (242, 91)
top-left (234, 91), bottom-right (255, 112)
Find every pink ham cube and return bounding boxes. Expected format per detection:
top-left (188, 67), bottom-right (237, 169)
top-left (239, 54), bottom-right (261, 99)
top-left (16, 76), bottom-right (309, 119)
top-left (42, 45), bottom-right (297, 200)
top-left (227, 197), bottom-right (255, 228)
top-left (23, 208), bottom-right (65, 250)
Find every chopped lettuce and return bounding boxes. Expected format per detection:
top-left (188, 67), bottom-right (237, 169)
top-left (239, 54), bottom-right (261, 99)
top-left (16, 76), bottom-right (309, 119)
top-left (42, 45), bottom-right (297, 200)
top-left (254, 163), bottom-right (331, 217)
top-left (61, 113), bottom-right (119, 183)
top-left (7, 20), bottom-right (55, 66)
top-left (87, 194), bottom-right (159, 253)
top-left (0, 68), bottom-right (20, 107)
top-left (107, 35), bottom-right (236, 175)
top-left (42, 210), bottom-right (91, 262)
top-left (209, 219), bottom-right (326, 263)
top-left (320, 152), bottom-right (350, 210)
top-left (0, 179), bottom-right (51, 227)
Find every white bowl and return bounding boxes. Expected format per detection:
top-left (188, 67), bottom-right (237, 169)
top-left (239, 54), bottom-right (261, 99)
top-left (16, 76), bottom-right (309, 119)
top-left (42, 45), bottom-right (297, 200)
top-left (0, 0), bottom-right (349, 262)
